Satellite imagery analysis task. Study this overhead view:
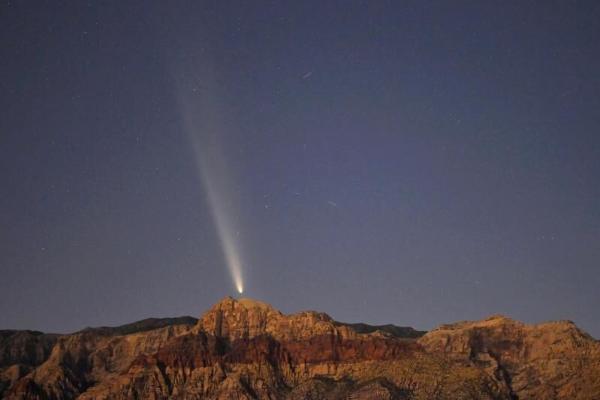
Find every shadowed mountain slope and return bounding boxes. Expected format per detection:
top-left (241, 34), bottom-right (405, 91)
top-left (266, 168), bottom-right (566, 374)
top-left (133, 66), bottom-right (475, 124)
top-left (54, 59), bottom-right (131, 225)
top-left (77, 316), bottom-right (198, 336)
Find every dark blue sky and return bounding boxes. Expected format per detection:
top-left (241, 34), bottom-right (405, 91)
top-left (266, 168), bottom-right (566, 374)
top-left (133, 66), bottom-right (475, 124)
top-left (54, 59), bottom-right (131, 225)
top-left (1, 1), bottom-right (599, 337)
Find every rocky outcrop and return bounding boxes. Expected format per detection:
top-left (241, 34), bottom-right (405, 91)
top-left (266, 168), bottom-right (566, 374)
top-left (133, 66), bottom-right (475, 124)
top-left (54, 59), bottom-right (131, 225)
top-left (195, 297), bottom-right (359, 341)
top-left (0, 330), bottom-right (61, 397)
top-left (0, 330), bottom-right (60, 369)
top-left (2, 318), bottom-right (196, 399)
top-left (419, 314), bottom-right (600, 399)
top-left (1, 297), bottom-right (599, 399)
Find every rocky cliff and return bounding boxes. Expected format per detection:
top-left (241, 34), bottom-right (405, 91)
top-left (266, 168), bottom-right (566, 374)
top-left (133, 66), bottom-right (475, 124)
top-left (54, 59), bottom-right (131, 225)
top-left (419, 315), bottom-right (600, 399)
top-left (1, 297), bottom-right (598, 399)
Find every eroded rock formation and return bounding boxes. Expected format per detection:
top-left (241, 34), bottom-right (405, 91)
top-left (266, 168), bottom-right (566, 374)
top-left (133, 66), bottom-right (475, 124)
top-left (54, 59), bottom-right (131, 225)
top-left (1, 297), bottom-right (598, 399)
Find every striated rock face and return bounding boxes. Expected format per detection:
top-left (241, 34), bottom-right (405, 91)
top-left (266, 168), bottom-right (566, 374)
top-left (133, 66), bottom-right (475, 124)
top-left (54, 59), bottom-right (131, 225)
top-left (1, 318), bottom-right (196, 399)
top-left (419, 315), bottom-right (600, 399)
top-left (1, 297), bottom-right (599, 399)
top-left (0, 330), bottom-right (60, 369)
top-left (0, 330), bottom-right (61, 397)
top-left (195, 297), bottom-right (359, 341)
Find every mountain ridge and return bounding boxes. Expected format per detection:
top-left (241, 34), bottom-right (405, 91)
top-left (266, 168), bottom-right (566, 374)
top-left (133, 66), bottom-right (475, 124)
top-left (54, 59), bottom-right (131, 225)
top-left (1, 296), bottom-right (599, 399)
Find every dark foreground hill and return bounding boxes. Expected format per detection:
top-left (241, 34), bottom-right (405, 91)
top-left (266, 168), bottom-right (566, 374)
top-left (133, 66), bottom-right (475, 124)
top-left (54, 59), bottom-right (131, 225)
top-left (1, 297), bottom-right (599, 399)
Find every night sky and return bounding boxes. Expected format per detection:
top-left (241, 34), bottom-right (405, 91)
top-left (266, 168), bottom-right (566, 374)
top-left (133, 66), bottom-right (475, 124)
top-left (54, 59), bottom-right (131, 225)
top-left (1, 1), bottom-right (599, 337)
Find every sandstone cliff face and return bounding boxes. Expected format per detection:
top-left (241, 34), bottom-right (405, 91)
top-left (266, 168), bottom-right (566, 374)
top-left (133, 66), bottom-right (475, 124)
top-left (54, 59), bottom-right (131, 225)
top-left (2, 319), bottom-right (196, 399)
top-left (0, 330), bottom-right (61, 396)
top-left (0, 330), bottom-right (60, 369)
top-left (1, 298), bottom-right (599, 400)
top-left (195, 297), bottom-right (358, 341)
top-left (419, 315), bottom-right (600, 399)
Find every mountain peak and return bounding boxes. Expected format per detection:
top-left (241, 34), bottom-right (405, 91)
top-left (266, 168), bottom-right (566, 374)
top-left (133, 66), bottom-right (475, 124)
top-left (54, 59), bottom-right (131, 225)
top-left (212, 296), bottom-right (277, 312)
top-left (195, 296), bottom-right (281, 340)
top-left (196, 296), bottom-right (353, 341)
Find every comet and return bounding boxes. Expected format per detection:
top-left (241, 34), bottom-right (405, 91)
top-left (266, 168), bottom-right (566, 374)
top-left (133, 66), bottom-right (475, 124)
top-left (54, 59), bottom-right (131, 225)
top-left (172, 51), bottom-right (245, 296)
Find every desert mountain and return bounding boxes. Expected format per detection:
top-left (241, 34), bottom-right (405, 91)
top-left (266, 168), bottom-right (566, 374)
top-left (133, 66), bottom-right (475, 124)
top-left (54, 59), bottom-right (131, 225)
top-left (1, 297), bottom-right (598, 399)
